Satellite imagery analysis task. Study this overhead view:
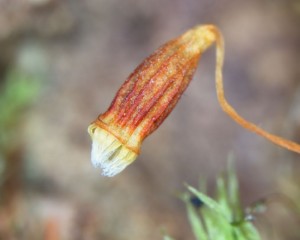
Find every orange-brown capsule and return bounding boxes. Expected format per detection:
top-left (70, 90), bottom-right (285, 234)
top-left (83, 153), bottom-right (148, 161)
top-left (88, 25), bottom-right (217, 176)
top-left (88, 24), bottom-right (300, 177)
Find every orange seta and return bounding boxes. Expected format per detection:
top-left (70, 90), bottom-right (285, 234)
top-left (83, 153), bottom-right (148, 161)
top-left (88, 25), bottom-right (300, 177)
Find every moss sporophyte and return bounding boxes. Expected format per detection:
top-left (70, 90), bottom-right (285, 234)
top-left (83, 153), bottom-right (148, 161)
top-left (88, 24), bottom-right (300, 177)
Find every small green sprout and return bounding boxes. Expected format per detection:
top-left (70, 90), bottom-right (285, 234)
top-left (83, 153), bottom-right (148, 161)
top-left (165, 160), bottom-right (261, 240)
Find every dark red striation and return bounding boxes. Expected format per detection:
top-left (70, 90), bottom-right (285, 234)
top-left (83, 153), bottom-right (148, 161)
top-left (94, 27), bottom-right (204, 151)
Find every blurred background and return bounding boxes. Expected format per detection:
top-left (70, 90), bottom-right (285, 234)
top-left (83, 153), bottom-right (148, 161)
top-left (0, 0), bottom-right (300, 239)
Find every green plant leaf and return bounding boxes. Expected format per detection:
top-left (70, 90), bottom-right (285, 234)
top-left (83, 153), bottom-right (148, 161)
top-left (186, 201), bottom-right (208, 240)
top-left (187, 185), bottom-right (229, 221)
top-left (165, 159), bottom-right (261, 240)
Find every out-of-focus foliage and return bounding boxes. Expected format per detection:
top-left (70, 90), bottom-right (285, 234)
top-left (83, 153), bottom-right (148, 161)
top-left (163, 235), bottom-right (175, 240)
top-left (0, 69), bottom-right (40, 150)
top-left (0, 43), bottom-right (46, 149)
top-left (165, 160), bottom-right (260, 240)
top-left (0, 69), bottom-right (40, 202)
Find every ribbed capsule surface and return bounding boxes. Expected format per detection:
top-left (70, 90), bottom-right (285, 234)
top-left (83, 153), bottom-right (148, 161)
top-left (88, 23), bottom-right (300, 177)
top-left (88, 25), bottom-right (217, 176)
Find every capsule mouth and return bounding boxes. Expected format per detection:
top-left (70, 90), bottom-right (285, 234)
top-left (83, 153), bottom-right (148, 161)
top-left (88, 124), bottom-right (138, 177)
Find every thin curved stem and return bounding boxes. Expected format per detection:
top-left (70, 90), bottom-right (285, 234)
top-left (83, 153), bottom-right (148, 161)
top-left (212, 27), bottom-right (300, 154)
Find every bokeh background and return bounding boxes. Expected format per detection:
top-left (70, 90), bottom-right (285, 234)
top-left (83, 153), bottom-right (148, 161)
top-left (0, 0), bottom-right (300, 239)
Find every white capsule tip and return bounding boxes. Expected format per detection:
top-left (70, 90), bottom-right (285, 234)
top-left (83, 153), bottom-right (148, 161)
top-left (88, 125), bottom-right (137, 177)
